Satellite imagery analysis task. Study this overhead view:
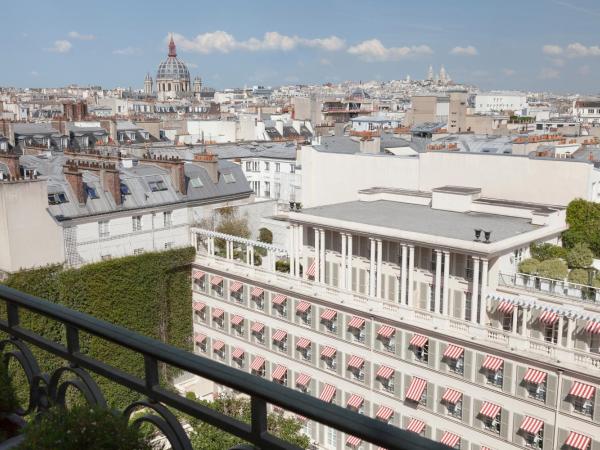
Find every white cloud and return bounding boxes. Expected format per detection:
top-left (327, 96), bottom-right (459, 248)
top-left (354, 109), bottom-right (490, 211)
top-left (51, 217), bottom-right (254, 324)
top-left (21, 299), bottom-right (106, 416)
top-left (68, 31), bottom-right (95, 41)
top-left (450, 45), bottom-right (478, 56)
top-left (539, 67), bottom-right (560, 79)
top-left (542, 44), bottom-right (563, 55)
top-left (46, 40), bottom-right (72, 53)
top-left (347, 39), bottom-right (432, 62)
top-left (30, 70), bottom-right (39, 77)
top-left (319, 57), bottom-right (332, 66)
top-left (112, 47), bottom-right (141, 55)
top-left (169, 31), bottom-right (345, 54)
top-left (502, 68), bottom-right (516, 76)
top-left (543, 42), bottom-right (600, 57)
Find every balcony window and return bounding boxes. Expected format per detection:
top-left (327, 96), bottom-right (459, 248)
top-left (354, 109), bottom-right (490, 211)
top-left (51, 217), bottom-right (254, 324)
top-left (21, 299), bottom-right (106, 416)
top-left (448, 356), bottom-right (464, 375)
top-left (544, 322), bottom-right (558, 344)
top-left (483, 414), bottom-right (501, 434)
top-left (380, 378), bottom-right (394, 393)
top-left (414, 342), bottom-right (428, 364)
top-left (524, 430), bottom-right (543, 449)
top-left (132, 215), bottom-right (142, 232)
top-left (275, 163), bottom-right (280, 172)
top-left (573, 397), bottom-right (594, 417)
top-left (348, 318), bottom-right (366, 343)
top-left (349, 368), bottom-right (364, 382)
top-left (486, 368), bottom-right (503, 388)
top-left (324, 357), bottom-right (336, 371)
top-left (300, 348), bottom-right (311, 361)
top-left (527, 381), bottom-right (546, 402)
top-left (447, 400), bottom-right (462, 419)
top-left (502, 314), bottom-right (513, 332)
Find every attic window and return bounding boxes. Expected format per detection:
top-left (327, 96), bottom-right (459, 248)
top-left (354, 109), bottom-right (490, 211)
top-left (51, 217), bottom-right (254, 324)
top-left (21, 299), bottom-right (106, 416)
top-left (120, 183), bottom-right (131, 195)
top-left (223, 173), bottom-right (236, 184)
top-left (190, 177), bottom-right (204, 188)
top-left (85, 184), bottom-right (99, 199)
top-left (48, 193), bottom-right (69, 205)
top-left (148, 180), bottom-right (167, 192)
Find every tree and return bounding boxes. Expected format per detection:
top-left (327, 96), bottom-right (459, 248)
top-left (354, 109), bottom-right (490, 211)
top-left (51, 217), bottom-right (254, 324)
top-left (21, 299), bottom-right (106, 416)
top-left (537, 258), bottom-right (568, 280)
top-left (214, 208), bottom-right (250, 255)
top-left (188, 394), bottom-right (310, 450)
top-left (518, 258), bottom-right (540, 274)
top-left (563, 199), bottom-right (600, 256)
top-left (566, 242), bottom-right (594, 269)
top-left (568, 268), bottom-right (590, 285)
top-left (258, 227), bottom-right (273, 244)
top-left (530, 242), bottom-right (566, 261)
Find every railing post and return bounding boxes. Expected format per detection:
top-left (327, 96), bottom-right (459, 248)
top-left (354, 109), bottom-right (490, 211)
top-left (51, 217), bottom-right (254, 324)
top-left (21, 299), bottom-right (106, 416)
top-left (65, 324), bottom-right (80, 366)
top-left (144, 355), bottom-right (159, 393)
top-left (7, 302), bottom-right (19, 330)
top-left (250, 397), bottom-right (267, 438)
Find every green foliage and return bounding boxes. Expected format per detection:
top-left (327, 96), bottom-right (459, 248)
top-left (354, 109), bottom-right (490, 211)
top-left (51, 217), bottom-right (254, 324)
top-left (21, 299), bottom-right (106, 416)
top-left (275, 260), bottom-right (290, 273)
top-left (563, 198), bottom-right (600, 256)
top-left (17, 406), bottom-right (153, 450)
top-left (592, 274), bottom-right (600, 288)
top-left (566, 243), bottom-right (594, 269)
top-left (0, 357), bottom-right (17, 414)
top-left (530, 242), bottom-right (567, 261)
top-left (258, 227), bottom-right (273, 244)
top-left (189, 394), bottom-right (310, 450)
top-left (1, 247), bottom-right (195, 409)
top-left (569, 268), bottom-right (590, 285)
top-left (537, 258), bottom-right (568, 280)
top-left (215, 208), bottom-right (250, 252)
top-left (518, 258), bottom-right (540, 274)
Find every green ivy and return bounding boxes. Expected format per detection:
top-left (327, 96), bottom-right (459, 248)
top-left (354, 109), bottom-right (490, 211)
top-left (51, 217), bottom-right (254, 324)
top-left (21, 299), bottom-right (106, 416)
top-left (1, 247), bottom-right (195, 409)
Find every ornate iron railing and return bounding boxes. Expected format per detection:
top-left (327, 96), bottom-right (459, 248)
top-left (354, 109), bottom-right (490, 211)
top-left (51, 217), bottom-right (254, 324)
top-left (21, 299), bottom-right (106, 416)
top-left (0, 285), bottom-right (446, 450)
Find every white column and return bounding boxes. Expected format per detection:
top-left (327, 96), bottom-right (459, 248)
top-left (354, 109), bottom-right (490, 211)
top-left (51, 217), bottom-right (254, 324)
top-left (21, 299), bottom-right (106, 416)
top-left (314, 228), bottom-right (320, 282)
top-left (246, 244), bottom-right (251, 265)
top-left (376, 239), bottom-right (383, 298)
top-left (340, 233), bottom-right (347, 290)
top-left (442, 251), bottom-right (450, 315)
top-left (512, 306), bottom-right (518, 335)
top-left (557, 316), bottom-right (564, 347)
top-left (347, 234), bottom-right (353, 291)
top-left (407, 245), bottom-right (415, 307)
top-left (296, 224), bottom-right (303, 277)
top-left (369, 238), bottom-right (376, 297)
top-left (208, 237), bottom-right (214, 255)
top-left (480, 259), bottom-right (489, 325)
top-left (471, 257), bottom-right (480, 323)
top-left (566, 317), bottom-right (574, 348)
top-left (225, 239), bottom-right (231, 259)
top-left (434, 250), bottom-right (442, 313)
top-left (270, 250), bottom-right (276, 271)
top-left (521, 307), bottom-right (528, 337)
top-left (319, 229), bottom-right (326, 284)
top-left (289, 225), bottom-right (296, 277)
top-left (400, 244), bottom-right (408, 304)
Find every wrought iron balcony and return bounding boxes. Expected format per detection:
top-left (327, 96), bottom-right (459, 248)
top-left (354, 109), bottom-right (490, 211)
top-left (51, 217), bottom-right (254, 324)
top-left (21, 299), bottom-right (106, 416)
top-left (0, 285), bottom-right (447, 450)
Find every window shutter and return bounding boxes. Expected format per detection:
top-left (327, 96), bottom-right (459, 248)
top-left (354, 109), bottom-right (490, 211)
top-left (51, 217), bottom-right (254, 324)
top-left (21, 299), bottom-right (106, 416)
top-left (516, 365), bottom-right (527, 397)
top-left (500, 408), bottom-right (509, 439)
top-left (453, 290), bottom-right (463, 319)
top-left (359, 269), bottom-right (366, 294)
top-left (331, 263), bottom-right (339, 287)
top-left (436, 386), bottom-right (445, 414)
top-left (428, 340), bottom-right (437, 369)
top-left (543, 424), bottom-right (554, 450)
top-left (462, 395), bottom-right (471, 425)
top-left (513, 413), bottom-right (523, 444)
top-left (472, 399), bottom-right (482, 429)
top-left (546, 373), bottom-right (557, 406)
top-left (463, 350), bottom-right (473, 380)
top-left (560, 379), bottom-right (572, 412)
top-left (475, 353), bottom-right (485, 383)
top-left (503, 361), bottom-right (513, 393)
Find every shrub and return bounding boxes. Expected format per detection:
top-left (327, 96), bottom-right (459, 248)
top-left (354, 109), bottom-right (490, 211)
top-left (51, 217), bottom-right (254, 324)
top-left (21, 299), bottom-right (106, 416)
top-left (530, 243), bottom-right (566, 261)
top-left (592, 274), bottom-right (600, 288)
top-left (537, 259), bottom-right (568, 280)
top-left (258, 227), bottom-right (273, 244)
top-left (275, 260), bottom-right (290, 273)
top-left (0, 359), bottom-right (17, 415)
top-left (563, 198), bottom-right (600, 256)
top-left (569, 268), bottom-right (590, 285)
top-left (566, 243), bottom-right (594, 269)
top-left (17, 406), bottom-right (153, 450)
top-left (518, 258), bottom-right (540, 274)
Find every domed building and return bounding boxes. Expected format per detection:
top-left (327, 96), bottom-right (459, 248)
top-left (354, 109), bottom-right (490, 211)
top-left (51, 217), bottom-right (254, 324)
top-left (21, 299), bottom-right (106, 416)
top-left (154, 36), bottom-right (192, 100)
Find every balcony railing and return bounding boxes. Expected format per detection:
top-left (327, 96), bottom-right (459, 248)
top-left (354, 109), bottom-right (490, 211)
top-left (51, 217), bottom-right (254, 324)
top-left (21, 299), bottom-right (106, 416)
top-left (0, 284), bottom-right (446, 450)
top-left (498, 272), bottom-right (600, 303)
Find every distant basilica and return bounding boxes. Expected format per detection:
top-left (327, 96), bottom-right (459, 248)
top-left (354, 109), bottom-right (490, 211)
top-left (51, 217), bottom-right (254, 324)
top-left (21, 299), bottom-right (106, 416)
top-left (144, 36), bottom-right (202, 101)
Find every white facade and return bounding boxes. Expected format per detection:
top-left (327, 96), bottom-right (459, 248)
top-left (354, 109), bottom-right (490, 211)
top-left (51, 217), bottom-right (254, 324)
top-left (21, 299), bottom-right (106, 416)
top-left (186, 120), bottom-right (238, 144)
top-left (573, 100), bottom-right (600, 124)
top-left (475, 92), bottom-right (528, 114)
top-left (242, 158), bottom-right (301, 205)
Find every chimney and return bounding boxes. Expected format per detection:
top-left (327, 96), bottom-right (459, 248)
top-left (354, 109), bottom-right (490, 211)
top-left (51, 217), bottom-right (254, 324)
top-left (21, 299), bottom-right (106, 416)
top-left (64, 167), bottom-right (85, 204)
top-left (359, 136), bottom-right (381, 154)
top-left (193, 153), bottom-right (219, 184)
top-left (0, 151), bottom-right (20, 178)
top-left (144, 156), bottom-right (187, 195)
top-left (102, 165), bottom-right (122, 206)
top-left (334, 122), bottom-right (345, 136)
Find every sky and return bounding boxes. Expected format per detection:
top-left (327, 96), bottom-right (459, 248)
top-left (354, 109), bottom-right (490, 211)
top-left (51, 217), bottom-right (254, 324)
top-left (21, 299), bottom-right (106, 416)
top-left (2, 0), bottom-right (600, 93)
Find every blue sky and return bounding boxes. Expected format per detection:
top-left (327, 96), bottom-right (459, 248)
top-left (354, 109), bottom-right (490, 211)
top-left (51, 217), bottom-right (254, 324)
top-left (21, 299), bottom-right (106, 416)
top-left (2, 0), bottom-right (600, 93)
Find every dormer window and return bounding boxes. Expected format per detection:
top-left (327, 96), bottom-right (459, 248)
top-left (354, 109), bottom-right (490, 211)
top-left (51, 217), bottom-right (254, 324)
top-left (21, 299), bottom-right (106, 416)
top-left (223, 173), bottom-right (235, 183)
top-left (190, 177), bottom-right (203, 188)
top-left (148, 180), bottom-right (167, 192)
top-left (48, 193), bottom-right (69, 205)
top-left (120, 183), bottom-right (131, 195)
top-left (85, 184), bottom-right (99, 199)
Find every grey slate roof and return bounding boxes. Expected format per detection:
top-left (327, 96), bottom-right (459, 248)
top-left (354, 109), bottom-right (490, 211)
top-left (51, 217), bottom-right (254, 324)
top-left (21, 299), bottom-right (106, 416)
top-left (313, 135), bottom-right (414, 155)
top-left (149, 142), bottom-right (298, 161)
top-left (13, 123), bottom-right (60, 136)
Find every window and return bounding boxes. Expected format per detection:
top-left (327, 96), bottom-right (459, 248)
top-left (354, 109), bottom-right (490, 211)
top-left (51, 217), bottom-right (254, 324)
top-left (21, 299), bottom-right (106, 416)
top-left (326, 427), bottom-right (337, 448)
top-left (163, 211), bottom-right (172, 227)
top-left (448, 356), bottom-right (464, 375)
top-left (502, 314), bottom-right (513, 332)
top-left (544, 322), bottom-right (558, 344)
top-left (164, 242), bottom-right (173, 250)
top-left (148, 180), bottom-right (167, 192)
top-left (48, 192), bottom-right (69, 205)
top-left (132, 216), bottom-right (142, 232)
top-left (483, 413), bottom-right (501, 434)
top-left (325, 356), bottom-right (336, 371)
top-left (290, 164), bottom-right (296, 173)
top-left (380, 377), bottom-right (394, 393)
top-left (190, 177), bottom-right (203, 188)
top-left (573, 397), bottom-right (594, 417)
top-left (253, 293), bottom-right (264, 310)
top-left (414, 342), bottom-right (429, 363)
top-left (252, 161), bottom-right (259, 172)
top-left (245, 161), bottom-right (251, 171)
top-left (253, 330), bottom-right (265, 345)
top-left (527, 382), bottom-right (546, 402)
top-left (223, 173), bottom-right (236, 183)
top-left (486, 368), bottom-right (503, 387)
top-left (133, 248), bottom-right (144, 255)
top-left (85, 184), bottom-right (99, 199)
top-left (275, 163), bottom-right (280, 172)
top-left (98, 221), bottom-right (109, 238)
top-left (264, 162), bottom-right (270, 171)
top-left (464, 292), bottom-right (472, 321)
top-left (300, 348), bottom-right (311, 361)
top-left (350, 367), bottom-right (365, 382)
top-left (120, 183), bottom-right (131, 195)
top-left (324, 318), bottom-right (337, 334)
top-left (351, 326), bottom-right (365, 343)
top-left (251, 181), bottom-right (260, 194)
top-left (264, 181), bottom-right (271, 198)
top-left (447, 400), bottom-right (462, 419)
top-left (274, 182), bottom-right (281, 200)
top-left (524, 429), bottom-right (543, 449)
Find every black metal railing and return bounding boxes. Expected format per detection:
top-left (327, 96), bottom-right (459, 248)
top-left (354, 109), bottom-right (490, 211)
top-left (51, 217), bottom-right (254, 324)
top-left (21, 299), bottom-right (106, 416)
top-left (0, 285), bottom-right (447, 450)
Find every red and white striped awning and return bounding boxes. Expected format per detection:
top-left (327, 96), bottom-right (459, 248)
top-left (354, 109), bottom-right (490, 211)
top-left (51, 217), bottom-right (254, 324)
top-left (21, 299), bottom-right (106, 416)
top-left (482, 355), bottom-right (504, 372)
top-left (192, 302), bottom-right (206, 312)
top-left (296, 337), bottom-right (311, 349)
top-left (321, 346), bottom-right (337, 358)
top-left (443, 344), bottom-right (464, 360)
top-left (523, 368), bottom-right (547, 385)
top-left (229, 281), bottom-right (243, 292)
top-left (272, 294), bottom-right (287, 305)
top-left (347, 355), bottom-right (364, 370)
top-left (250, 286), bottom-right (264, 297)
top-left (346, 435), bottom-right (361, 448)
top-left (440, 431), bottom-right (460, 448)
top-left (375, 405), bottom-right (394, 421)
top-left (497, 300), bottom-right (515, 315)
top-left (272, 365), bottom-right (287, 381)
top-left (212, 308), bottom-right (224, 319)
top-left (250, 356), bottom-right (265, 372)
top-left (346, 394), bottom-right (364, 409)
top-left (441, 388), bottom-right (462, 405)
top-left (377, 325), bottom-right (396, 339)
top-left (306, 261), bottom-right (316, 277)
top-left (520, 416), bottom-right (544, 435)
top-left (250, 322), bottom-right (265, 333)
top-left (320, 384), bottom-right (336, 403)
top-left (347, 316), bottom-right (365, 329)
top-left (565, 431), bottom-right (592, 450)
top-left (569, 381), bottom-right (596, 400)
top-left (406, 418), bottom-right (425, 434)
top-left (272, 329), bottom-right (288, 342)
top-left (409, 334), bottom-right (428, 348)
top-left (585, 321), bottom-right (600, 334)
top-left (320, 308), bottom-right (337, 321)
top-left (194, 333), bottom-right (206, 344)
top-left (405, 377), bottom-right (427, 402)
top-left (296, 373), bottom-right (311, 388)
top-left (230, 315), bottom-right (244, 326)
top-left (539, 310), bottom-right (559, 326)
top-left (212, 340), bottom-right (225, 352)
top-left (296, 301), bottom-right (311, 313)
top-left (231, 347), bottom-right (244, 359)
top-left (192, 270), bottom-right (205, 279)
top-left (210, 275), bottom-right (223, 285)
top-left (479, 401), bottom-right (501, 419)
top-left (376, 365), bottom-right (394, 380)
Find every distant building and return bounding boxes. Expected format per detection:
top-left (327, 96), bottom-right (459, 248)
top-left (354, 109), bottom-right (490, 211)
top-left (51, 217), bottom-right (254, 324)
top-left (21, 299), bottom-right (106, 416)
top-left (475, 92), bottom-right (528, 114)
top-left (573, 99), bottom-right (600, 124)
top-left (155, 36), bottom-right (194, 101)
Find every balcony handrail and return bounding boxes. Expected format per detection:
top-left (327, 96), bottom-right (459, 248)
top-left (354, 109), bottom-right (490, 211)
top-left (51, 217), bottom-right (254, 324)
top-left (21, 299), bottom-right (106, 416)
top-left (0, 284), bottom-right (445, 450)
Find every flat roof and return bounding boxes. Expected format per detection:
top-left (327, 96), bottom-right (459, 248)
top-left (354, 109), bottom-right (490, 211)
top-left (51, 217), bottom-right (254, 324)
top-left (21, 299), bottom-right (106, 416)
top-left (300, 200), bottom-right (539, 243)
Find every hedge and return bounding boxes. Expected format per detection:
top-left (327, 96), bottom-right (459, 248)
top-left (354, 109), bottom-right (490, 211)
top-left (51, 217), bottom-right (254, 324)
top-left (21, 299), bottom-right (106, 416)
top-left (0, 247), bottom-right (195, 409)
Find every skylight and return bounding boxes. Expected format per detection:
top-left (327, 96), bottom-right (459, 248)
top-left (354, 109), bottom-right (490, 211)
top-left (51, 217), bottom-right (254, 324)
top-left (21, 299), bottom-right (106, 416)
top-left (190, 177), bottom-right (203, 188)
top-left (223, 173), bottom-right (235, 184)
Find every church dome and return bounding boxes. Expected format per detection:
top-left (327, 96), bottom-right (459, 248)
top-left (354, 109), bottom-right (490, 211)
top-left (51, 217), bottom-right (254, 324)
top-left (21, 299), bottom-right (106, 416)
top-left (156, 37), bottom-right (190, 82)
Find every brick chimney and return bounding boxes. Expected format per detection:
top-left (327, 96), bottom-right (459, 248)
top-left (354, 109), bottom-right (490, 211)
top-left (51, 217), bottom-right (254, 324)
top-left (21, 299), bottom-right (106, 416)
top-left (142, 155), bottom-right (187, 195)
top-left (102, 165), bottom-right (122, 206)
top-left (193, 152), bottom-right (219, 184)
top-left (64, 166), bottom-right (85, 204)
top-left (0, 151), bottom-right (20, 179)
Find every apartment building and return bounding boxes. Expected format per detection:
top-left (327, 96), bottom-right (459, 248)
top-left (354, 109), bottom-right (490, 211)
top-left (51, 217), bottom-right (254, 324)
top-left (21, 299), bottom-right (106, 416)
top-left (189, 185), bottom-right (600, 450)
